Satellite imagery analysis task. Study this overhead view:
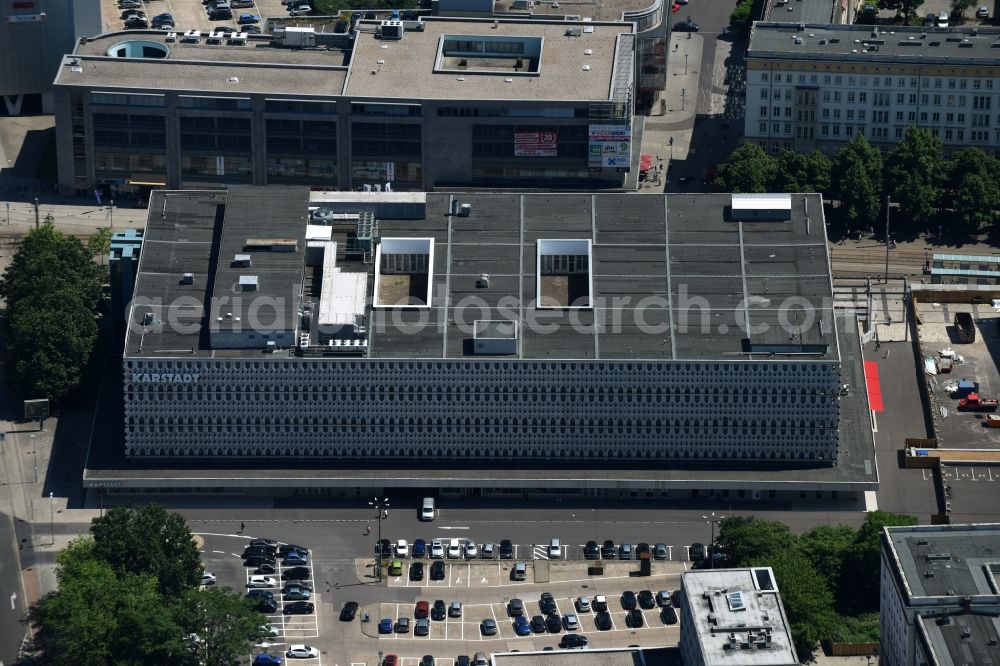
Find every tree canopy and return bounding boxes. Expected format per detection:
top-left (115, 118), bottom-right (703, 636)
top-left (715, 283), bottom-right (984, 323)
top-left (35, 506), bottom-right (266, 664)
top-left (831, 133), bottom-right (883, 228)
top-left (712, 143), bottom-right (777, 193)
top-left (885, 126), bottom-right (943, 225)
top-left (716, 511), bottom-right (917, 661)
top-left (0, 223), bottom-right (102, 401)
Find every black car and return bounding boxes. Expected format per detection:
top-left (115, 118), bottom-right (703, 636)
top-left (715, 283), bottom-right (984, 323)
top-left (627, 608), bottom-right (644, 627)
top-left (242, 25), bottom-right (262, 34)
top-left (672, 17), bottom-right (699, 31)
top-left (559, 633), bottom-right (589, 649)
top-left (621, 591), bottom-right (637, 610)
top-left (530, 615), bottom-right (547, 633)
top-left (284, 601), bottom-right (314, 615)
top-left (251, 597), bottom-right (278, 613)
top-left (430, 560), bottom-right (446, 581)
top-left (209, 8), bottom-right (233, 19)
top-left (282, 566), bottom-right (311, 581)
top-left (243, 555), bottom-right (274, 567)
top-left (432, 599), bottom-right (446, 621)
top-left (419, 657), bottom-right (435, 666)
top-left (123, 16), bottom-right (148, 28)
top-left (339, 601), bottom-right (359, 621)
top-left (545, 613), bottom-right (562, 633)
top-left (592, 596), bottom-right (608, 612)
top-left (661, 605), bottom-right (678, 625)
top-left (499, 539), bottom-right (514, 559)
top-left (244, 544), bottom-right (276, 556)
top-left (638, 590), bottom-right (656, 609)
top-left (378, 539), bottom-right (393, 558)
top-left (595, 611), bottom-right (613, 631)
top-left (584, 541), bottom-right (599, 559)
top-left (410, 562), bottom-right (424, 581)
top-left (254, 562), bottom-right (276, 574)
top-left (278, 544), bottom-right (307, 557)
top-left (539, 592), bottom-right (557, 615)
top-left (689, 542), bottom-right (706, 562)
top-left (508, 598), bottom-right (524, 617)
top-left (601, 540), bottom-right (616, 558)
top-left (636, 542), bottom-right (650, 557)
top-left (212, 25), bottom-right (238, 34)
top-left (671, 590), bottom-right (682, 607)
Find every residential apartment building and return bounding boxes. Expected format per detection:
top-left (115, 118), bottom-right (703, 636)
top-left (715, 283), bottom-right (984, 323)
top-left (880, 523), bottom-right (1000, 666)
top-left (679, 567), bottom-right (798, 666)
top-left (52, 17), bottom-right (635, 198)
top-left (746, 23), bottom-right (1000, 155)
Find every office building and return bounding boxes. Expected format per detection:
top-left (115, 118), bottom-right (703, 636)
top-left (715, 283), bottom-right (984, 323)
top-left (679, 567), bottom-right (798, 666)
top-left (108, 228), bottom-right (144, 343)
top-left (745, 23), bottom-right (1000, 156)
top-left (880, 523), bottom-right (1000, 666)
top-left (53, 16), bottom-right (635, 198)
top-left (0, 0), bottom-right (101, 115)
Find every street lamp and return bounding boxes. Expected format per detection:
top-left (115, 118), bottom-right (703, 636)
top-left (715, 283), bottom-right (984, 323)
top-left (684, 53), bottom-right (689, 75)
top-left (369, 496), bottom-right (390, 582)
top-left (49, 492), bottom-right (55, 546)
top-left (703, 512), bottom-right (725, 569)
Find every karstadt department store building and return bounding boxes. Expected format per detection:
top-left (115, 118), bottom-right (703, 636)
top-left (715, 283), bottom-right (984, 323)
top-left (52, 16), bottom-right (636, 198)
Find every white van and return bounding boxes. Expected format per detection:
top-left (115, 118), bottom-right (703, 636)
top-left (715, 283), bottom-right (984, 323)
top-left (549, 538), bottom-right (561, 559)
top-left (421, 497), bottom-right (435, 521)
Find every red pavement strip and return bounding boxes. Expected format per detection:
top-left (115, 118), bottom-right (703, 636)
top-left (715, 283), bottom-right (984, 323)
top-left (864, 360), bottom-right (884, 412)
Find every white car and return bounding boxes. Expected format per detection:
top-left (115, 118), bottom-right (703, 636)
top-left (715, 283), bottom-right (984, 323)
top-left (421, 497), bottom-right (435, 521)
top-left (447, 539), bottom-right (462, 559)
top-left (286, 645), bottom-right (320, 658)
top-left (430, 540), bottom-right (445, 558)
top-left (288, 5), bottom-right (312, 15)
top-left (576, 596), bottom-right (591, 612)
top-left (261, 623), bottom-right (281, 637)
top-left (394, 539), bottom-right (408, 557)
top-left (938, 10), bottom-right (950, 27)
top-left (978, 5), bottom-right (989, 18)
top-left (465, 542), bottom-right (478, 558)
top-left (247, 575), bottom-right (277, 588)
top-left (200, 572), bottom-right (216, 585)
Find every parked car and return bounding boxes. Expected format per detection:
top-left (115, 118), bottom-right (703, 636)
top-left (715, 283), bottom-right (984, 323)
top-left (584, 541), bottom-right (599, 559)
top-left (474, 654), bottom-right (489, 666)
top-left (254, 654), bottom-right (282, 666)
top-left (512, 562), bottom-right (527, 580)
top-left (575, 596), bottom-right (591, 612)
top-left (413, 538), bottom-right (427, 557)
top-left (247, 576), bottom-right (278, 589)
top-left (379, 618), bottom-right (393, 633)
top-left (618, 543), bottom-right (633, 560)
top-left (282, 566), bottom-right (311, 581)
top-left (430, 540), bottom-right (444, 558)
top-left (284, 551), bottom-right (308, 566)
top-left (395, 539), bottom-right (409, 557)
top-left (593, 595), bottom-right (608, 612)
top-left (673, 17), bottom-right (699, 31)
top-left (978, 5), bottom-right (990, 18)
top-left (621, 591), bottom-right (637, 610)
top-left (430, 560), bottom-right (446, 580)
top-left (123, 16), bottom-right (148, 28)
top-left (288, 5), bottom-right (312, 16)
top-left (657, 590), bottom-right (672, 607)
top-left (395, 617), bottom-right (410, 633)
top-left (513, 615), bottom-right (531, 636)
top-left (282, 584), bottom-right (312, 600)
top-left (383, 656), bottom-right (398, 666)
top-left (482, 543), bottom-right (495, 559)
top-left (286, 645), bottom-right (319, 659)
top-left (118, 0), bottom-right (142, 8)
top-left (200, 572), bottom-right (216, 585)
top-left (653, 543), bottom-right (668, 560)
top-left (415, 600), bottom-right (429, 619)
top-left (563, 613), bottom-right (579, 630)
top-left (421, 497), bottom-right (435, 520)
top-left (465, 542), bottom-right (478, 559)
top-left (209, 8), bottom-right (233, 19)
top-left (245, 589), bottom-right (275, 604)
top-left (508, 598), bottom-right (524, 616)
top-left (432, 599), bottom-right (446, 620)
top-left (447, 540), bottom-right (462, 559)
top-left (595, 611), bottom-right (613, 630)
top-left (530, 615), bottom-right (546, 633)
top-left (278, 544), bottom-right (307, 557)
top-left (548, 539), bottom-right (561, 559)
top-left (254, 562), bottom-right (276, 574)
top-left (480, 618), bottom-right (498, 636)
top-left (151, 12), bottom-right (173, 24)
top-left (415, 618), bottom-right (430, 636)
top-left (627, 608), bottom-right (644, 627)
top-left (539, 592), bottom-right (557, 615)
top-left (938, 10), bottom-right (950, 27)
top-left (388, 560), bottom-right (403, 576)
top-left (340, 601), bottom-right (359, 621)
top-left (410, 562), bottom-right (424, 581)
top-left (560, 633), bottom-right (589, 648)
top-left (499, 539), bottom-right (514, 559)
top-left (283, 601), bottom-right (314, 615)
top-left (545, 613), bottom-right (562, 633)
top-left (661, 605), bottom-right (678, 624)
top-left (638, 590), bottom-right (656, 609)
top-left (378, 539), bottom-right (393, 558)
top-left (230, 0), bottom-right (253, 6)
top-left (636, 542), bottom-right (651, 557)
top-left (601, 540), bottom-right (616, 558)
top-left (448, 601), bottom-right (463, 617)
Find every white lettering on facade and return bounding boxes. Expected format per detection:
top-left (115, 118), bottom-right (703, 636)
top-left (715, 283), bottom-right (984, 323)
top-left (130, 373), bottom-right (200, 384)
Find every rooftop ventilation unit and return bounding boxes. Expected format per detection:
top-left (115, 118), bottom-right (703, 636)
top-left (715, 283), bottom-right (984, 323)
top-left (233, 254), bottom-right (251, 267)
top-left (181, 273), bottom-right (194, 285)
top-left (459, 203), bottom-right (472, 216)
top-left (229, 33), bottom-right (247, 45)
top-left (165, 32), bottom-right (177, 42)
top-left (380, 20), bottom-right (404, 40)
top-left (181, 30), bottom-right (201, 43)
top-left (565, 27), bottom-right (582, 36)
top-left (206, 35), bottom-right (222, 45)
top-left (239, 275), bottom-right (259, 291)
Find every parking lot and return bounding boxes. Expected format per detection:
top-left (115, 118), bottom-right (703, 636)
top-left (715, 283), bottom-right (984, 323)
top-left (196, 535), bottom-right (323, 664)
top-left (103, 0), bottom-right (310, 34)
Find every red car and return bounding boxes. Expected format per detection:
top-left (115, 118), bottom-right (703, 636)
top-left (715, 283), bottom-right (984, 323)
top-left (671, 2), bottom-right (680, 11)
top-left (415, 600), bottom-right (429, 619)
top-left (383, 656), bottom-right (398, 666)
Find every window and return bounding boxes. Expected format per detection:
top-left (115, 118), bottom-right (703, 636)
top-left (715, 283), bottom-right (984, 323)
top-left (759, 122), bottom-right (767, 133)
top-left (760, 89), bottom-right (768, 99)
top-left (178, 96), bottom-right (251, 111)
top-left (895, 127), bottom-right (903, 138)
top-left (933, 94), bottom-right (941, 106)
top-left (760, 106), bottom-right (768, 117)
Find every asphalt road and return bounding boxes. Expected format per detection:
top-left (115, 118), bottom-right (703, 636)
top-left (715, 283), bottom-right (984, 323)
top-left (0, 511), bottom-right (27, 665)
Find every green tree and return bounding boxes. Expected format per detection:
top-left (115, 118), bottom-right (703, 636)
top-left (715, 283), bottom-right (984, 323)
top-left (753, 549), bottom-right (839, 661)
top-left (0, 223), bottom-right (102, 401)
top-left (730, 1), bottom-right (752, 31)
top-left (712, 143), bottom-right (777, 193)
top-left (797, 524), bottom-right (856, 600)
top-left (716, 516), bottom-right (797, 566)
top-left (38, 538), bottom-right (184, 666)
top-left (177, 587), bottom-right (271, 666)
top-left (951, 0), bottom-right (975, 16)
top-left (880, 0), bottom-right (925, 20)
top-left (946, 147), bottom-right (1000, 227)
top-left (831, 133), bottom-right (883, 227)
top-left (885, 126), bottom-right (943, 225)
top-left (87, 226), bottom-right (113, 260)
top-left (773, 149), bottom-right (832, 194)
top-left (838, 511), bottom-right (918, 614)
top-left (90, 504), bottom-right (203, 597)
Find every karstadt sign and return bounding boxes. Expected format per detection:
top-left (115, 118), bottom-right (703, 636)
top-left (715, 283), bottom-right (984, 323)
top-left (130, 373), bottom-right (200, 384)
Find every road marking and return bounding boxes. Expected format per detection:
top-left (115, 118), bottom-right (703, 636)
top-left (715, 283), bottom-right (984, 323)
top-left (211, 550), bottom-right (225, 554)
top-left (10, 592), bottom-right (16, 610)
top-left (439, 526), bottom-right (469, 530)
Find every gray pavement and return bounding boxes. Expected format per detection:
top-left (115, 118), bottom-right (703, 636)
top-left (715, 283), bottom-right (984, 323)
top-left (0, 510), bottom-right (28, 665)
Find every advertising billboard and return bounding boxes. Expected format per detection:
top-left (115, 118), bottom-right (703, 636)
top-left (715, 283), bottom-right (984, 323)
top-left (588, 124), bottom-right (632, 168)
top-left (514, 131), bottom-right (558, 157)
